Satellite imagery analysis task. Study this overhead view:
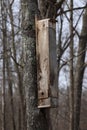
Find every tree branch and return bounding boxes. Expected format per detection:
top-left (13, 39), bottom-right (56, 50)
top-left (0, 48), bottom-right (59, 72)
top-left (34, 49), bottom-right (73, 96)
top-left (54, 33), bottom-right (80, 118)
top-left (55, 0), bottom-right (65, 11)
top-left (57, 5), bottom-right (87, 17)
top-left (59, 47), bottom-right (87, 71)
top-left (11, 55), bottom-right (23, 68)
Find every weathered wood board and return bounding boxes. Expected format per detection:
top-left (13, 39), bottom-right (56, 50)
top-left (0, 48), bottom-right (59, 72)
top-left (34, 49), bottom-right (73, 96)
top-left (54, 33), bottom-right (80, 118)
top-left (36, 18), bottom-right (58, 108)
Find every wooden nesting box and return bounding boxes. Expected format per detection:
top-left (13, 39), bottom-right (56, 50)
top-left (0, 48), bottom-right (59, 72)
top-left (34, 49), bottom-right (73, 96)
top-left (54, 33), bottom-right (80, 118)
top-left (36, 18), bottom-right (58, 108)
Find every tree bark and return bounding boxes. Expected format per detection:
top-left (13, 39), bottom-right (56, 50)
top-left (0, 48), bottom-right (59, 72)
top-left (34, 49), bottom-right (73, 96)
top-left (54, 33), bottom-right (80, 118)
top-left (21, 0), bottom-right (48, 130)
top-left (69, 0), bottom-right (74, 130)
top-left (6, 57), bottom-right (16, 130)
top-left (1, 0), bottom-right (7, 129)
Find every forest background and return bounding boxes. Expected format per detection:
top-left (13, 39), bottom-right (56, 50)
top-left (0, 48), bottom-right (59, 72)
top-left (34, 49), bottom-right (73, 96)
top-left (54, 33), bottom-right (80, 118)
top-left (0, 0), bottom-right (87, 130)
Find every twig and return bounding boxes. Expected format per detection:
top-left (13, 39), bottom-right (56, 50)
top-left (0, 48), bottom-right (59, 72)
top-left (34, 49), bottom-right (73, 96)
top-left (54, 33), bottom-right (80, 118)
top-left (11, 55), bottom-right (23, 68)
top-left (57, 5), bottom-right (87, 17)
top-left (59, 47), bottom-right (87, 70)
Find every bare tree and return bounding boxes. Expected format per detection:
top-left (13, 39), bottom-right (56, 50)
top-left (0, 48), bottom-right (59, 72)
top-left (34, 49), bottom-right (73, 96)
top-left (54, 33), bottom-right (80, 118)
top-left (6, 56), bottom-right (16, 130)
top-left (1, 0), bottom-right (7, 129)
top-left (0, 0), bottom-right (87, 130)
top-left (74, 7), bottom-right (87, 130)
top-left (69, 0), bottom-right (74, 130)
top-left (8, 0), bottom-right (25, 129)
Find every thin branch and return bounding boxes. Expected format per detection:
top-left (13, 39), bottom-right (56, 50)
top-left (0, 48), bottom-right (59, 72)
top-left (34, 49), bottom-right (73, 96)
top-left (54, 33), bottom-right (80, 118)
top-left (11, 55), bottom-right (23, 68)
top-left (57, 5), bottom-right (87, 17)
top-left (10, 0), bottom-right (15, 7)
top-left (64, 13), bottom-right (80, 37)
top-left (62, 9), bottom-right (84, 52)
top-left (0, 16), bottom-right (20, 29)
top-left (58, 112), bottom-right (69, 122)
top-left (55, 0), bottom-right (65, 11)
top-left (59, 48), bottom-right (87, 70)
top-left (74, 9), bottom-right (84, 29)
top-left (63, 33), bottom-right (75, 51)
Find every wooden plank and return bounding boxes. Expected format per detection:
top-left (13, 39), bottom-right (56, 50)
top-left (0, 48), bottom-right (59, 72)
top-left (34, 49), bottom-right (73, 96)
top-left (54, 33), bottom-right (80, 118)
top-left (36, 18), bottom-right (58, 108)
top-left (38, 98), bottom-right (51, 108)
top-left (38, 98), bottom-right (58, 108)
top-left (36, 19), bottom-right (50, 99)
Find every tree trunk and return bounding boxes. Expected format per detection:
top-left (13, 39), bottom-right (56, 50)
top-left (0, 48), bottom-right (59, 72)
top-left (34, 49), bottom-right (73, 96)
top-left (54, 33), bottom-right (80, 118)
top-left (8, 2), bottom-right (25, 130)
top-left (74, 8), bottom-right (87, 130)
top-left (21, 0), bottom-right (64, 129)
top-left (1, 0), bottom-right (7, 129)
top-left (21, 0), bottom-right (48, 130)
top-left (69, 0), bottom-right (74, 130)
top-left (6, 57), bottom-right (16, 130)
